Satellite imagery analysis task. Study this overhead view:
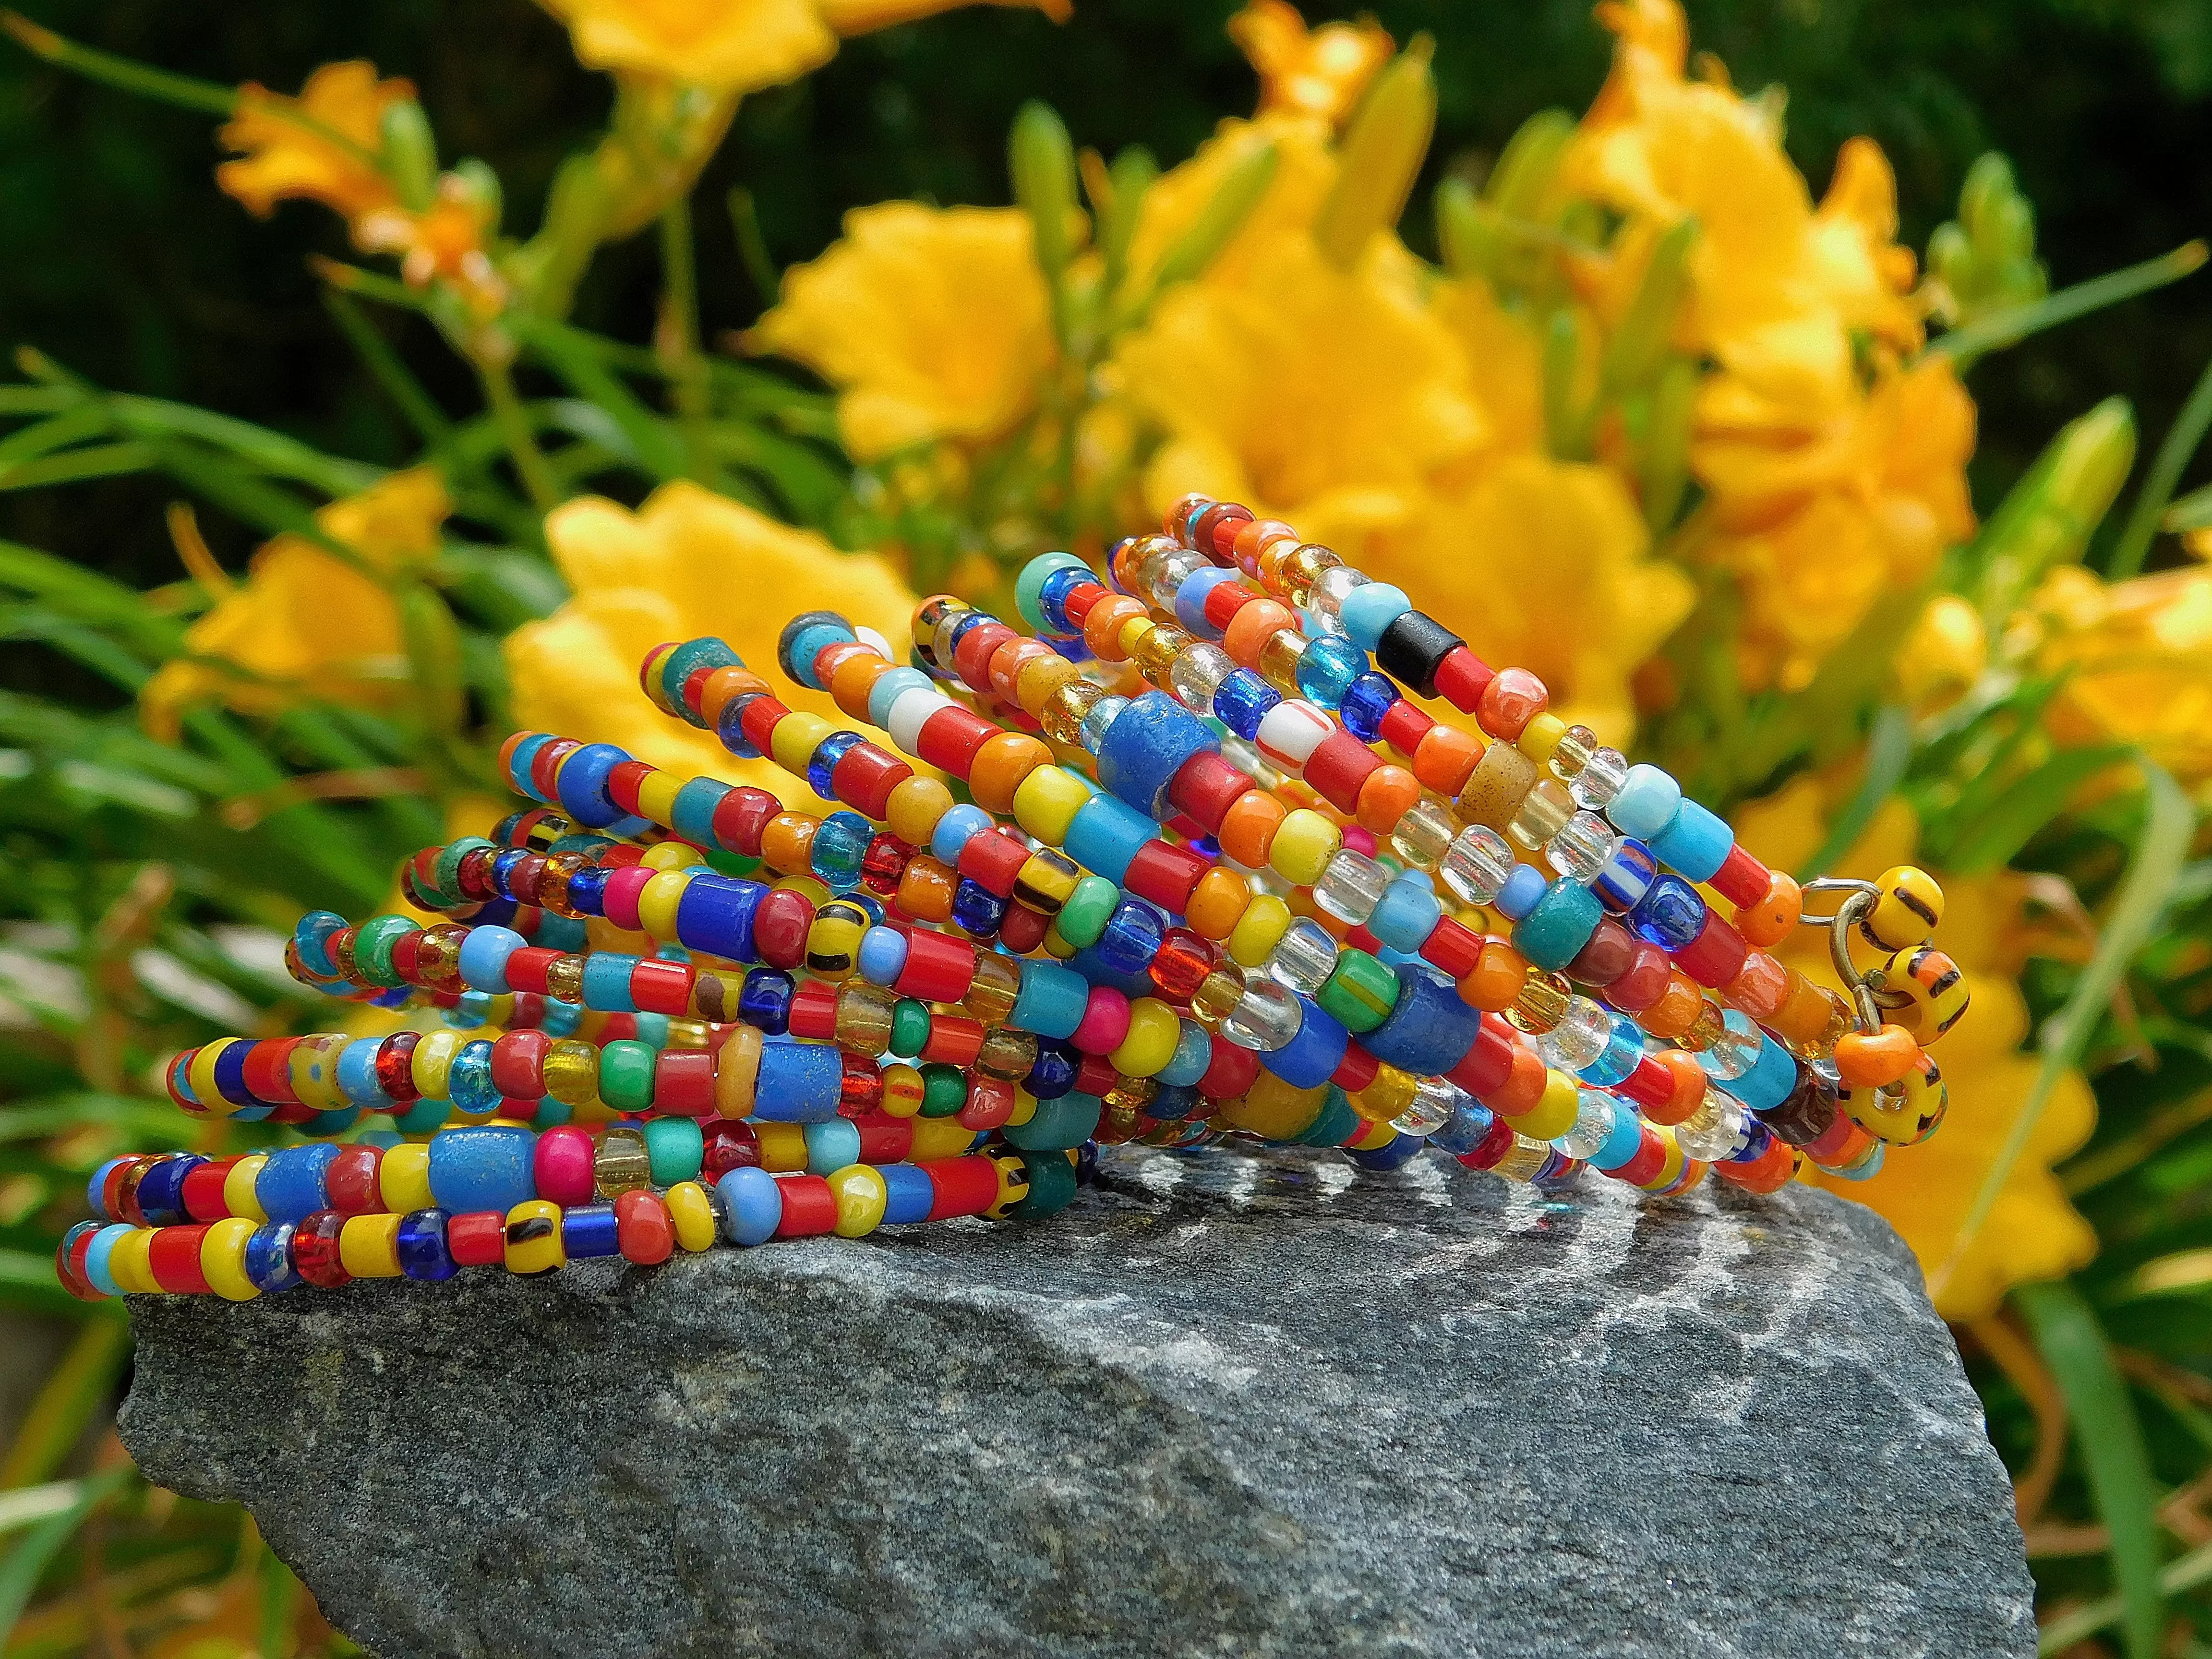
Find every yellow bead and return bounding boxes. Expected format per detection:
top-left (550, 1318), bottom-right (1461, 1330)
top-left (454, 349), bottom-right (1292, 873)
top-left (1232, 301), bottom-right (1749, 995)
top-left (1217, 1073), bottom-right (1326, 1140)
top-left (769, 711), bottom-right (836, 775)
top-left (1041, 922), bottom-right (1077, 960)
top-left (541, 1039), bottom-right (601, 1107)
top-left (774, 874), bottom-right (832, 906)
top-left (1012, 764), bottom-right (1093, 845)
top-left (1353, 1063), bottom-right (1419, 1123)
top-left (754, 1121), bottom-right (809, 1172)
top-left (339, 1213), bottom-right (404, 1278)
top-left (1268, 808), bottom-right (1341, 886)
top-left (634, 869), bottom-right (693, 941)
top-left (188, 1038), bottom-right (240, 1113)
top-left (828, 1164), bottom-right (889, 1238)
top-left (109, 1228), bottom-right (157, 1294)
top-left (1863, 865), bottom-right (1944, 951)
top-left (1110, 998), bottom-right (1182, 1078)
top-left (1227, 893), bottom-right (1294, 969)
top-left (714, 1026), bottom-right (763, 1118)
top-left (665, 1180), bottom-right (719, 1251)
top-left (908, 1116), bottom-right (978, 1163)
top-left (879, 1061), bottom-right (926, 1118)
top-left (1880, 946), bottom-right (1971, 1043)
top-left (636, 769), bottom-right (683, 829)
top-left (642, 839), bottom-right (706, 871)
top-left (986, 1154), bottom-right (1032, 1220)
top-left (200, 1217), bottom-right (259, 1301)
top-left (503, 1200), bottom-right (566, 1274)
top-left (378, 1143), bottom-right (434, 1213)
top-left (1517, 712), bottom-right (1569, 768)
top-left (806, 898), bottom-right (870, 982)
top-left (1635, 1126), bottom-right (1687, 1191)
top-left (1515, 1068), bottom-right (1583, 1140)
top-left (287, 1033), bottom-right (349, 1109)
top-left (1007, 1087), bottom-right (1038, 1128)
top-left (223, 1154), bottom-right (268, 1224)
top-left (410, 1029), bottom-right (463, 1101)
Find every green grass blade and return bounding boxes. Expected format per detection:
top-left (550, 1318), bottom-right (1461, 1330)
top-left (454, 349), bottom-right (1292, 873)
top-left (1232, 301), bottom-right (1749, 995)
top-left (1930, 240), bottom-right (2207, 366)
top-left (1939, 743), bottom-right (2136, 874)
top-left (0, 1466), bottom-right (130, 1636)
top-left (2109, 347), bottom-right (2212, 578)
top-left (0, 442), bottom-right (155, 493)
top-left (2039, 1534), bottom-right (2212, 1652)
top-left (2014, 1281), bottom-right (2162, 1659)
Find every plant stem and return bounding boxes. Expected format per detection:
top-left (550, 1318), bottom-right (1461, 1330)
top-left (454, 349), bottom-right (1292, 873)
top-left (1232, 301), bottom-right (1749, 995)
top-left (1929, 240), bottom-right (2208, 367)
top-left (2109, 348), bottom-right (2212, 579)
top-left (0, 1317), bottom-right (128, 1490)
top-left (2, 12), bottom-right (233, 116)
top-left (477, 357), bottom-right (559, 516)
top-left (658, 195), bottom-right (712, 434)
top-left (727, 188), bottom-right (781, 307)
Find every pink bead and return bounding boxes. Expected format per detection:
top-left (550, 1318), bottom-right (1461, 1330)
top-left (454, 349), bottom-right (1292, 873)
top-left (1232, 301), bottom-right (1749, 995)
top-left (1070, 986), bottom-right (1133, 1055)
top-left (533, 1125), bottom-right (596, 1207)
top-left (1340, 825), bottom-right (1378, 858)
top-left (600, 866), bottom-right (655, 933)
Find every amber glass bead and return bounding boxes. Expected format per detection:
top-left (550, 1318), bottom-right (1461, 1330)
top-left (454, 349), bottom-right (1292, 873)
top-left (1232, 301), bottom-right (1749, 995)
top-left (1642, 972), bottom-right (1706, 1040)
top-left (415, 924), bottom-right (468, 989)
top-left (835, 983), bottom-right (897, 1057)
top-left (1505, 969), bottom-right (1571, 1034)
top-left (1681, 998), bottom-right (1725, 1052)
top-left (666, 1017), bottom-right (713, 1050)
top-left (327, 928), bottom-right (360, 982)
top-left (1491, 1136), bottom-right (1555, 1182)
top-left (1041, 681), bottom-right (1109, 745)
top-left (541, 1039), bottom-right (601, 1106)
top-left (1194, 968), bottom-right (1247, 1023)
top-left (975, 1026), bottom-right (1039, 1082)
top-left (1103, 1074), bottom-right (1158, 1117)
top-left (1279, 542), bottom-right (1341, 603)
top-left (963, 951), bottom-right (1022, 1023)
top-left (595, 1126), bottom-right (652, 1197)
top-left (537, 851), bottom-right (593, 918)
top-left (1149, 927), bottom-right (1218, 1005)
top-left (1775, 979), bottom-right (1853, 1058)
top-left (544, 953), bottom-right (588, 1005)
top-left (1132, 622), bottom-right (1192, 679)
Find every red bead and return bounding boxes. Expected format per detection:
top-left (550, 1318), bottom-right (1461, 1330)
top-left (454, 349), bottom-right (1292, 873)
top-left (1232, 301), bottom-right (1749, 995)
top-left (830, 743), bottom-right (912, 821)
top-left (1193, 501), bottom-right (1253, 560)
top-left (148, 1224), bottom-right (214, 1294)
top-left (1202, 580), bottom-right (1262, 632)
top-left (923, 1014), bottom-right (985, 1069)
top-left (1604, 942), bottom-right (1673, 1012)
top-left (600, 867), bottom-right (652, 932)
top-left (839, 1050), bottom-right (885, 1117)
top-left (239, 1037), bottom-right (301, 1106)
top-left (739, 697), bottom-right (790, 756)
top-left (1616, 1056), bottom-right (1674, 1109)
top-left (952, 620), bottom-right (1018, 691)
top-left (607, 759), bottom-right (654, 816)
top-left (1376, 697), bottom-right (1434, 755)
top-left (854, 1112), bottom-right (914, 1164)
top-left (861, 832), bottom-right (914, 895)
top-left (1709, 842), bottom-right (1772, 910)
top-left (528, 738), bottom-right (579, 803)
top-left (374, 1033), bottom-right (422, 1104)
top-left (390, 929), bottom-right (426, 985)
top-left (1075, 1053), bottom-right (1122, 1097)
top-left (1609, 1129), bottom-right (1667, 1185)
top-left (1344, 924), bottom-right (1383, 957)
top-left (1430, 647), bottom-right (1495, 713)
top-left (1166, 752), bottom-right (1254, 833)
top-left (1123, 840), bottom-right (1208, 913)
top-left (750, 888), bottom-right (816, 970)
top-left (447, 1211), bottom-right (506, 1267)
top-left (712, 787), bottom-right (783, 858)
top-left (915, 706), bottom-right (998, 777)
top-left (700, 1118), bottom-right (763, 1178)
top-left (960, 1076), bottom-right (1018, 1130)
top-left (492, 1030), bottom-right (551, 1099)
top-left (291, 1211), bottom-right (351, 1288)
top-left (1673, 912), bottom-right (1750, 989)
top-left (1419, 916), bottom-right (1483, 978)
top-left (614, 1189), bottom-right (676, 1264)
top-left (925, 1156), bottom-right (1003, 1220)
top-left (999, 903), bottom-right (1051, 954)
top-left (181, 1157), bottom-right (237, 1223)
top-left (501, 946), bottom-right (557, 996)
top-left (1331, 1043), bottom-right (1380, 1093)
top-left (895, 929), bottom-right (976, 1003)
top-left (1717, 1138), bottom-right (1797, 1194)
top-left (1148, 927), bottom-right (1217, 1003)
top-left (1445, 1017), bottom-right (1517, 1097)
top-left (533, 1126), bottom-right (597, 1206)
top-left (1197, 1034), bottom-right (1261, 1100)
top-left (1567, 918), bottom-right (1636, 987)
top-left (325, 1145), bottom-right (384, 1214)
top-left (1302, 732), bottom-right (1384, 813)
top-left (788, 979), bottom-right (839, 1040)
top-left (1458, 1112), bottom-right (1518, 1170)
top-left (773, 1174), bottom-right (841, 1238)
top-left (1475, 667), bottom-right (1549, 740)
top-left (630, 958), bottom-right (697, 1017)
top-left (958, 827), bottom-right (1031, 897)
top-left (653, 1048), bottom-right (716, 1116)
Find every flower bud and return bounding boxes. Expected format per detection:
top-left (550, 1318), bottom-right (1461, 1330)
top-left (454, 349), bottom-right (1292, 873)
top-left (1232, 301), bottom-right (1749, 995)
top-left (1975, 396), bottom-right (2135, 625)
top-left (1010, 99), bottom-right (1077, 313)
top-left (379, 99), bottom-right (440, 213)
top-left (1312, 37), bottom-right (1435, 269)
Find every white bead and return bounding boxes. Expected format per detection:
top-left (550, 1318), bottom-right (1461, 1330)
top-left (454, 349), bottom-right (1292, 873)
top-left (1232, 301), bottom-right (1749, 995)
top-left (1253, 699), bottom-right (1333, 771)
top-left (1168, 642), bottom-right (1235, 711)
top-left (885, 686), bottom-right (954, 755)
top-left (1313, 848), bottom-right (1389, 925)
top-left (1555, 1089), bottom-right (1619, 1159)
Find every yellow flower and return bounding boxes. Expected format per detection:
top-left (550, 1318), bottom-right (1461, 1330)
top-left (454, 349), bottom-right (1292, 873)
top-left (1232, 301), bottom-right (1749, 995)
top-left (216, 62), bottom-right (412, 231)
top-left (537, 0), bottom-right (1067, 96)
top-left (1121, 112), bottom-right (1339, 294)
top-left (1734, 777), bottom-right (2096, 1322)
top-left (505, 481), bottom-right (917, 804)
top-left (1368, 455), bottom-right (1693, 746)
top-left (1118, 235), bottom-right (1483, 552)
top-left (2017, 563), bottom-right (2212, 785)
top-left (141, 469), bottom-right (451, 741)
top-left (1430, 275), bottom-right (1548, 465)
top-left (1225, 0), bottom-right (1394, 131)
top-left (751, 204), bottom-right (1057, 461)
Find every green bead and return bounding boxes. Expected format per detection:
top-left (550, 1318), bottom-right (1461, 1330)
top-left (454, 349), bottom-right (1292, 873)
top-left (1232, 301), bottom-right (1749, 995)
top-left (890, 998), bottom-right (934, 1060)
top-left (918, 1062), bottom-right (968, 1118)
top-left (705, 848), bottom-right (762, 878)
top-left (433, 837), bottom-right (494, 909)
top-left (1057, 876), bottom-right (1119, 950)
top-left (1009, 1149), bottom-right (1078, 1218)
top-left (597, 1039), bottom-right (657, 1116)
top-left (1293, 1086), bottom-right (1359, 1146)
top-left (1314, 949), bottom-right (1398, 1034)
top-left (352, 915), bottom-right (419, 988)
top-left (643, 1116), bottom-right (704, 1185)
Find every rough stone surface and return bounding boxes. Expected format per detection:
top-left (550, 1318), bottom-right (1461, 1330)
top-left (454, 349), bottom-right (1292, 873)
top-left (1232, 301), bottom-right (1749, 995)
top-left (119, 1147), bottom-right (2036, 1659)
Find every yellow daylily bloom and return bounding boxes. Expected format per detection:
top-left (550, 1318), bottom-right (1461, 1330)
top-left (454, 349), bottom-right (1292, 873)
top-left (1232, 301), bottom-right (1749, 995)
top-left (2018, 563), bottom-right (2212, 784)
top-left (751, 204), bottom-right (1057, 461)
top-left (141, 469), bottom-right (451, 741)
top-left (1430, 275), bottom-right (1548, 465)
top-left (537, 0), bottom-right (1066, 96)
top-left (1734, 778), bottom-right (2095, 1322)
top-left (1368, 455), bottom-right (1694, 746)
top-left (216, 61), bottom-right (411, 232)
top-left (1119, 235), bottom-right (1483, 553)
top-left (1226, 0), bottom-right (1394, 131)
top-left (505, 481), bottom-right (917, 804)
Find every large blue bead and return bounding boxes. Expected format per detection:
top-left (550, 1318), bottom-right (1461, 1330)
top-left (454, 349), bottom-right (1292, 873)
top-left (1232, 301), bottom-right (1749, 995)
top-left (751, 1038), bottom-right (843, 1122)
top-left (427, 1125), bottom-right (536, 1214)
top-left (256, 1143), bottom-right (342, 1223)
top-left (1094, 691), bottom-right (1217, 819)
top-left (1630, 874), bottom-right (1707, 951)
top-left (1265, 997), bottom-right (1348, 1089)
top-left (1363, 964), bottom-right (1483, 1075)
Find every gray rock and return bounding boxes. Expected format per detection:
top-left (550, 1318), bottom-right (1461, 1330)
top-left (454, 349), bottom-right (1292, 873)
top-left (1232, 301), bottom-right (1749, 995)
top-left (118, 1146), bottom-right (2036, 1659)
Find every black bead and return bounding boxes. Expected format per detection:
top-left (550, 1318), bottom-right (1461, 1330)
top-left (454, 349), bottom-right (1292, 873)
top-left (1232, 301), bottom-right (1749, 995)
top-left (1375, 610), bottom-right (1466, 699)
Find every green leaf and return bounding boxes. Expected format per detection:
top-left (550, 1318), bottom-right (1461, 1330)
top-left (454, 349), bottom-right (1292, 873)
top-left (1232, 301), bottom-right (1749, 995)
top-left (0, 441), bottom-right (154, 493)
top-left (1797, 705), bottom-right (1913, 879)
top-left (0, 1466), bottom-right (131, 1634)
top-left (1928, 239), bottom-right (2207, 368)
top-left (1938, 742), bottom-right (2135, 874)
top-left (2109, 346), bottom-right (2212, 579)
top-left (509, 316), bottom-right (689, 482)
top-left (2014, 1281), bottom-right (2162, 1659)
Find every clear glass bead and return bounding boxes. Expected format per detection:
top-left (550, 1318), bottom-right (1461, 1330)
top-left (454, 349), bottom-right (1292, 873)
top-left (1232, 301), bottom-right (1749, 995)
top-left (1550, 724), bottom-right (1599, 779)
top-left (1674, 1090), bottom-right (1747, 1161)
top-left (1546, 810), bottom-right (1621, 883)
top-left (1257, 627), bottom-right (1309, 693)
top-left (1130, 537), bottom-right (1177, 599)
top-left (1265, 918), bottom-right (1341, 996)
top-left (1168, 641), bottom-right (1236, 712)
top-left (1313, 848), bottom-right (1389, 925)
top-left (1148, 548), bottom-right (1212, 610)
top-left (1536, 996), bottom-right (1613, 1070)
top-left (1440, 823), bottom-right (1515, 904)
top-left (1695, 1006), bottom-right (1763, 1080)
top-left (1507, 778), bottom-right (1576, 853)
top-left (1308, 565), bottom-right (1371, 633)
top-left (1571, 747), bottom-right (1630, 809)
top-left (1077, 694), bottom-right (1129, 756)
top-left (1555, 1088), bottom-right (1619, 1159)
top-left (1218, 733), bottom-right (1281, 793)
top-left (1506, 969), bottom-right (1573, 1034)
top-left (1393, 1075), bottom-right (1465, 1136)
top-left (1220, 976), bottom-right (1302, 1052)
top-left (1387, 796), bottom-right (1457, 870)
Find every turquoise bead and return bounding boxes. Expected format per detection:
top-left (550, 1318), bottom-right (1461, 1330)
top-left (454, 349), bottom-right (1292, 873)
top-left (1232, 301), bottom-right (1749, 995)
top-left (1010, 959), bottom-right (1091, 1040)
top-left (1650, 798), bottom-right (1734, 883)
top-left (643, 1116), bottom-right (704, 1186)
top-left (1512, 878), bottom-right (1603, 972)
top-left (803, 1117), bottom-right (863, 1173)
top-left (581, 951), bottom-right (639, 1013)
top-left (1605, 764), bottom-right (1683, 841)
top-left (1016, 551), bottom-right (1091, 633)
top-left (867, 666), bottom-right (933, 729)
top-left (1002, 1092), bottom-right (1102, 1152)
top-left (1063, 794), bottom-right (1156, 884)
top-left (1339, 582), bottom-right (1412, 652)
top-left (1368, 877), bottom-right (1443, 954)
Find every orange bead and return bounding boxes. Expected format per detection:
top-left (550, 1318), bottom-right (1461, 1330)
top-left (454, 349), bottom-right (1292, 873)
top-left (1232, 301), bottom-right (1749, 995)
top-left (1221, 598), bottom-right (1298, 668)
top-left (1082, 595), bottom-right (1150, 661)
top-left (1457, 940), bottom-right (1530, 1012)
top-left (1354, 764), bottom-right (1423, 833)
top-left (987, 638), bottom-right (1056, 705)
top-left (1835, 1023), bottom-right (1921, 1088)
top-left (1644, 1051), bottom-right (1707, 1127)
top-left (1232, 517), bottom-right (1297, 576)
top-left (896, 855), bottom-right (957, 924)
top-left (1721, 950), bottom-right (1791, 1021)
top-left (968, 732), bottom-right (1051, 815)
top-left (698, 665), bottom-right (772, 730)
top-left (1184, 867), bottom-right (1251, 940)
top-left (1254, 538), bottom-right (1299, 591)
top-left (1737, 871), bottom-right (1802, 949)
top-left (827, 653), bottom-right (890, 724)
top-left (1642, 972), bottom-right (1706, 1039)
top-left (885, 775), bottom-right (954, 848)
top-left (759, 812), bottom-right (817, 874)
top-left (1484, 1044), bottom-right (1549, 1115)
top-left (1411, 723), bottom-right (1484, 795)
top-left (1715, 1136), bottom-right (1797, 1194)
top-left (1014, 651), bottom-right (1080, 716)
top-left (1217, 789), bottom-right (1287, 867)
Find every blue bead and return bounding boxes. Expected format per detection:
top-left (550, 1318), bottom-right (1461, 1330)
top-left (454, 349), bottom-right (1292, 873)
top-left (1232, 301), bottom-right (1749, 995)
top-left (1369, 878), bottom-right (1443, 953)
top-left (718, 1167), bottom-right (783, 1245)
top-left (554, 742), bottom-right (629, 828)
top-left (505, 733), bottom-right (553, 798)
top-left (810, 810), bottom-right (873, 890)
top-left (293, 911), bottom-right (345, 978)
top-left (807, 731), bottom-right (864, 800)
top-left (866, 666), bottom-right (932, 729)
top-left (931, 803), bottom-right (995, 865)
top-left (449, 1039), bottom-right (502, 1115)
top-left (539, 999), bottom-right (582, 1037)
top-left (633, 1012), bottom-right (671, 1049)
top-left (1364, 964), bottom-right (1484, 1075)
top-left (1266, 997), bottom-right (1347, 1089)
top-left (427, 1125), bottom-right (535, 1214)
top-left (1063, 794), bottom-right (1156, 884)
top-left (1606, 763), bottom-right (1683, 840)
top-left (210, 1039), bottom-right (260, 1109)
top-left (676, 876), bottom-right (762, 962)
top-left (1430, 1101), bottom-right (1497, 1156)
top-left (1629, 874), bottom-right (1707, 951)
top-left (1017, 552), bottom-right (1091, 633)
top-left (1340, 583), bottom-right (1411, 652)
top-left (135, 1154), bottom-right (202, 1226)
top-left (565, 866), bottom-right (610, 918)
top-left (1148, 1083), bottom-right (1203, 1121)
top-left (1174, 567), bottom-right (1238, 637)
top-left (737, 967), bottom-right (794, 1034)
top-left (1010, 961), bottom-right (1090, 1041)
top-left (457, 925), bottom-right (525, 993)
top-left (85, 1224), bottom-right (133, 1297)
top-left (86, 1158), bottom-right (126, 1220)
top-left (878, 1162), bottom-right (937, 1225)
top-left (581, 951), bottom-right (639, 1013)
top-left (661, 636), bottom-right (741, 714)
top-left (1158, 1020), bottom-right (1214, 1087)
top-left (1589, 1095), bottom-right (1646, 1170)
top-left (933, 611), bottom-right (990, 676)
top-left (714, 693), bottom-right (764, 758)
top-left (951, 879), bottom-right (1007, 937)
top-left (1593, 839), bottom-right (1658, 915)
top-left (244, 1222), bottom-right (304, 1293)
top-left (491, 849), bottom-right (531, 897)
top-left (301, 1106), bottom-right (361, 1138)
top-left (752, 1038), bottom-right (844, 1122)
top-left (1347, 1132), bottom-right (1427, 1171)
top-left (564, 1204), bottom-right (622, 1258)
top-left (1095, 691), bottom-right (1218, 818)
top-left (1579, 1017), bottom-right (1647, 1087)
top-left (256, 1143), bottom-right (342, 1223)
top-left (1065, 944), bottom-right (1155, 1002)
top-left (336, 1040), bottom-right (393, 1110)
top-left (1736, 1037), bottom-right (1799, 1114)
top-left (857, 925), bottom-right (908, 986)
top-left (1338, 672), bottom-right (1399, 742)
top-left (804, 1117), bottom-right (863, 1174)
top-left (1003, 1092), bottom-right (1102, 1152)
top-left (1037, 565), bottom-right (1095, 637)
top-left (1210, 669), bottom-right (1281, 741)
top-left (392, 1097), bottom-right (451, 1134)
top-left (669, 777), bottom-right (728, 844)
top-left (397, 1209), bottom-right (457, 1281)
top-left (1025, 1040), bottom-right (1080, 1098)
top-left (1095, 898), bottom-right (1167, 975)
top-left (777, 613), bottom-right (855, 689)
top-left (536, 914), bottom-right (589, 954)
top-left (1650, 798), bottom-right (1734, 883)
top-left (1512, 879), bottom-right (1603, 972)
top-left (1493, 863), bottom-right (1549, 921)
top-left (1294, 634), bottom-right (1366, 710)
